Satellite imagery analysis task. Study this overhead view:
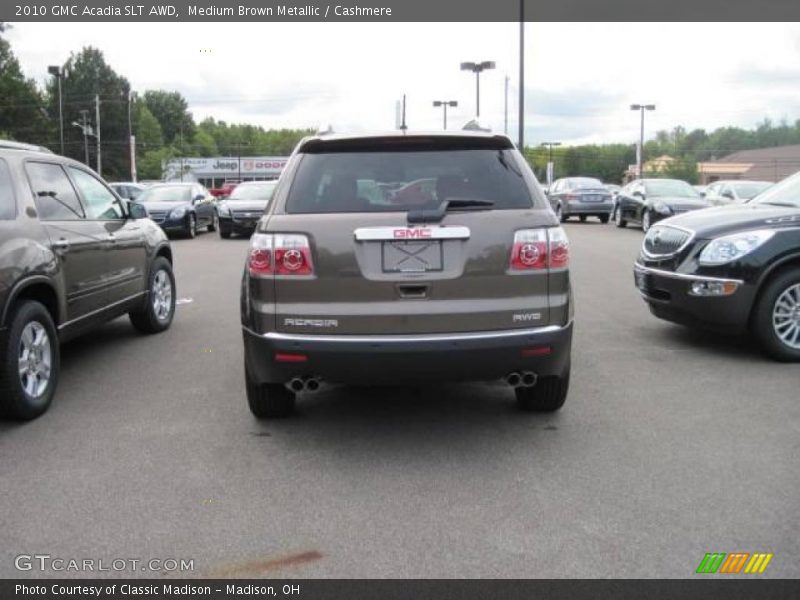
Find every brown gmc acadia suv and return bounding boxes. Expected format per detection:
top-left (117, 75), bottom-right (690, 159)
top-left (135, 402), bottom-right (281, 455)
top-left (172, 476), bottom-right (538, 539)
top-left (0, 141), bottom-right (176, 420)
top-left (241, 131), bottom-right (574, 418)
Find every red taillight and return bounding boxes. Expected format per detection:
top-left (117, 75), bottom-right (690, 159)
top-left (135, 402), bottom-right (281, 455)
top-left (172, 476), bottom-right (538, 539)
top-left (248, 234), bottom-right (314, 277)
top-left (509, 227), bottom-right (569, 271)
top-left (522, 345), bottom-right (552, 357)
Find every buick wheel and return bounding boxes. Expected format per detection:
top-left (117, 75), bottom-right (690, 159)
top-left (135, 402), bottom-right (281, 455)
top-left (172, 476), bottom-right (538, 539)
top-left (615, 206), bottom-right (627, 228)
top-left (185, 214), bottom-right (197, 238)
top-left (642, 210), bottom-right (652, 233)
top-left (753, 268), bottom-right (800, 361)
top-left (129, 257), bottom-right (176, 334)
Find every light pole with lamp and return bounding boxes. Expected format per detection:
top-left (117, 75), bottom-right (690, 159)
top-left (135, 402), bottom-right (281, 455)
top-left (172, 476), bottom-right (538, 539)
top-left (460, 61), bottom-right (495, 118)
top-left (630, 104), bottom-right (655, 178)
top-left (432, 100), bottom-right (457, 130)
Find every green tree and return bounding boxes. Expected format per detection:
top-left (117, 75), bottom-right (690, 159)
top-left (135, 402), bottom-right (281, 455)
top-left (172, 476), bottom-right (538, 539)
top-left (0, 28), bottom-right (51, 144)
top-left (48, 47), bottom-right (131, 178)
top-left (142, 90), bottom-right (195, 144)
top-left (133, 102), bottom-right (163, 150)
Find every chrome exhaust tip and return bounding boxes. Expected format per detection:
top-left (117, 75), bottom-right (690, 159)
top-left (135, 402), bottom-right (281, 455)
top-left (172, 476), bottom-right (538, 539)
top-left (521, 372), bottom-right (538, 387)
top-left (505, 372), bottom-right (522, 387)
top-left (305, 377), bottom-right (321, 392)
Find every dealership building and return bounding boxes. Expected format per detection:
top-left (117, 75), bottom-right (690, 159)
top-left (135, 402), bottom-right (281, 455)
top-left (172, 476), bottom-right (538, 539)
top-left (162, 156), bottom-right (290, 188)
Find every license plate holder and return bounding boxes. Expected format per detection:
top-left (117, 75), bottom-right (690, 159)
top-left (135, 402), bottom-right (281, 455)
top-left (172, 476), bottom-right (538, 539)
top-left (382, 240), bottom-right (443, 273)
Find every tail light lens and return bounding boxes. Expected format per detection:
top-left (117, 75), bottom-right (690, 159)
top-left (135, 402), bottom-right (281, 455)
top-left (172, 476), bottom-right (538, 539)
top-left (248, 233), bottom-right (314, 277)
top-left (248, 233), bottom-right (273, 278)
top-left (510, 227), bottom-right (569, 271)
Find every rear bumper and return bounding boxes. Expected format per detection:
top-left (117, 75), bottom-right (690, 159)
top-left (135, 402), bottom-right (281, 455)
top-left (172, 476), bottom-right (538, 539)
top-left (564, 202), bottom-right (613, 216)
top-left (243, 322), bottom-right (573, 385)
top-left (633, 263), bottom-right (755, 333)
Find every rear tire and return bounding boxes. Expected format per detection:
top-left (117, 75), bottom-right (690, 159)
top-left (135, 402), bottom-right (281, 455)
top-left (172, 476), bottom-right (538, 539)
top-left (752, 268), bottom-right (800, 362)
top-left (0, 301), bottom-right (60, 420)
top-left (579, 215), bottom-right (587, 222)
top-left (129, 257), bottom-right (176, 334)
top-left (615, 206), bottom-right (627, 228)
top-left (515, 369), bottom-right (570, 412)
top-left (219, 225), bottom-right (232, 239)
top-left (207, 212), bottom-right (218, 232)
top-left (599, 214), bottom-right (610, 224)
top-left (642, 210), bottom-right (652, 233)
top-left (246, 369), bottom-right (296, 418)
top-left (556, 204), bottom-right (567, 223)
top-left (185, 214), bottom-right (197, 238)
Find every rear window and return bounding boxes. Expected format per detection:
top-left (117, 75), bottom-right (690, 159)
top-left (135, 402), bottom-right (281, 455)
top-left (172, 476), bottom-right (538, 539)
top-left (285, 149), bottom-right (534, 214)
top-left (567, 177), bottom-right (604, 190)
top-left (0, 159), bottom-right (14, 220)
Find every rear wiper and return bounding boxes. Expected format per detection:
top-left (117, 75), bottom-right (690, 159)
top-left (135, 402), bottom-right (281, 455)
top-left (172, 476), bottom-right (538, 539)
top-left (407, 198), bottom-right (494, 223)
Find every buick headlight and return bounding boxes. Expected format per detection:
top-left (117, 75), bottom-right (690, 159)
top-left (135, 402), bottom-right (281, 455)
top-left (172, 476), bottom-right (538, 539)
top-left (170, 206), bottom-right (186, 219)
top-left (217, 203), bottom-right (230, 216)
top-left (698, 230), bottom-right (775, 265)
top-left (653, 201), bottom-right (672, 215)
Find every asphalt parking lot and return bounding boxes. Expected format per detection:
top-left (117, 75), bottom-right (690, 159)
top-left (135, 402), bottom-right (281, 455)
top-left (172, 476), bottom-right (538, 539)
top-left (1, 222), bottom-right (798, 579)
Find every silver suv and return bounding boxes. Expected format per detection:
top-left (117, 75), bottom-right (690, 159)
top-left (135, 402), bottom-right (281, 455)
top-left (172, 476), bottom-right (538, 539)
top-left (240, 131), bottom-right (573, 417)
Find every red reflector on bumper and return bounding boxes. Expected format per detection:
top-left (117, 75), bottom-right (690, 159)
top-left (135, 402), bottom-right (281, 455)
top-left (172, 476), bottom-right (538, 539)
top-left (274, 353), bottom-right (308, 363)
top-left (521, 345), bottom-right (552, 357)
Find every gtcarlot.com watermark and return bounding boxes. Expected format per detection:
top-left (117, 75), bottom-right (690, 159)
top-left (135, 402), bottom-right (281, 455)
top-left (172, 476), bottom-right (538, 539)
top-left (14, 554), bottom-right (194, 573)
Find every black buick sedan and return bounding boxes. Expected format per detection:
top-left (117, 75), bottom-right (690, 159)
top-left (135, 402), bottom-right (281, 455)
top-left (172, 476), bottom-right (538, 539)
top-left (615, 178), bottom-right (709, 232)
top-left (633, 171), bottom-right (800, 361)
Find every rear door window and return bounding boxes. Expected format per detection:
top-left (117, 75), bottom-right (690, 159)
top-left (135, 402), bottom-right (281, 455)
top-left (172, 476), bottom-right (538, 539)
top-left (0, 159), bottom-right (15, 220)
top-left (26, 162), bottom-right (85, 220)
top-left (286, 148), bottom-right (534, 214)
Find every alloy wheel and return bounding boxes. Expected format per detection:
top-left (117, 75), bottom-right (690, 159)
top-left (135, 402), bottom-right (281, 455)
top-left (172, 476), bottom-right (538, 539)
top-left (772, 283), bottom-right (800, 349)
top-left (17, 321), bottom-right (52, 398)
top-left (152, 269), bottom-right (173, 321)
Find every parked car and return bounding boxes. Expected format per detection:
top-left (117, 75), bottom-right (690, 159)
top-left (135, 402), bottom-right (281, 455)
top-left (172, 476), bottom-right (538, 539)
top-left (546, 177), bottom-right (613, 223)
top-left (136, 183), bottom-right (218, 238)
top-left (241, 131), bottom-right (573, 417)
top-left (108, 181), bottom-right (147, 201)
top-left (692, 184), bottom-right (707, 196)
top-left (703, 180), bottom-right (773, 206)
top-left (217, 181), bottom-right (277, 238)
top-left (138, 179), bottom-right (163, 187)
top-left (614, 178), bottom-right (710, 232)
top-left (210, 179), bottom-right (241, 198)
top-left (634, 170), bottom-right (800, 361)
top-left (0, 140), bottom-right (176, 420)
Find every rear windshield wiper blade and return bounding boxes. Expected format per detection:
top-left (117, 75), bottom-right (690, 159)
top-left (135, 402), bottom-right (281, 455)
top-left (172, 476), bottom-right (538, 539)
top-left (407, 198), bottom-right (494, 223)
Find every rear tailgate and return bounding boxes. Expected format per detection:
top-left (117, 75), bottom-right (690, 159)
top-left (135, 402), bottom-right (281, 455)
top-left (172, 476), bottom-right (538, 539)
top-left (268, 209), bottom-right (558, 335)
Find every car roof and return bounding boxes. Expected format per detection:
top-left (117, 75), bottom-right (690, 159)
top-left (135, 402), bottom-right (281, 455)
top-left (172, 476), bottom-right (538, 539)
top-left (712, 179), bottom-right (772, 185)
top-left (297, 130), bottom-right (515, 153)
top-left (0, 140), bottom-right (54, 154)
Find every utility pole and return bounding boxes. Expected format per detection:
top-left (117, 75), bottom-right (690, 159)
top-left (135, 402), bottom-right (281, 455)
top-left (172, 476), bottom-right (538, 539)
top-left (95, 94), bottom-right (101, 176)
top-left (518, 1), bottom-right (525, 150)
top-left (128, 90), bottom-right (136, 182)
top-left (48, 66), bottom-right (64, 155)
top-left (630, 104), bottom-right (655, 178)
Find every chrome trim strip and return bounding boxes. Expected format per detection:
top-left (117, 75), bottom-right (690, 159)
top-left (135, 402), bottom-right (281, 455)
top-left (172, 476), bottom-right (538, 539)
top-left (354, 225), bottom-right (471, 241)
top-left (58, 291), bottom-right (147, 330)
top-left (634, 263), bottom-right (743, 285)
top-left (245, 323), bottom-right (568, 344)
top-left (641, 224), bottom-right (696, 259)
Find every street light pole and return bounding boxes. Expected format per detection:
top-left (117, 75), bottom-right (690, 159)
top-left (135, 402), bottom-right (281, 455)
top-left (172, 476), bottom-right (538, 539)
top-left (79, 110), bottom-right (89, 165)
top-left (541, 141), bottom-right (561, 186)
top-left (541, 141), bottom-right (561, 164)
top-left (47, 66), bottom-right (64, 155)
top-left (432, 100), bottom-right (458, 130)
top-left (630, 104), bottom-right (655, 178)
top-left (460, 60), bottom-right (495, 118)
top-left (518, 1), bottom-right (525, 149)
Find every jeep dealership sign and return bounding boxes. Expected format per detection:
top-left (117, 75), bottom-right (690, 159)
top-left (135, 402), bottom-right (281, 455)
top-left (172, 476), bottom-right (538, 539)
top-left (163, 156), bottom-right (289, 180)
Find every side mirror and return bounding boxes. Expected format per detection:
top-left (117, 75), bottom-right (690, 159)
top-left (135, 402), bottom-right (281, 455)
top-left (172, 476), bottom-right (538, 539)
top-left (722, 191), bottom-right (734, 200)
top-left (129, 202), bottom-right (147, 219)
top-left (633, 191), bottom-right (645, 199)
top-left (193, 194), bottom-right (205, 204)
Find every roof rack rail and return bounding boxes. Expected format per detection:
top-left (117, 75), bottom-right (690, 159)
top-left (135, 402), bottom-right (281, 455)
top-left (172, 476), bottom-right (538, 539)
top-left (0, 140), bottom-right (53, 153)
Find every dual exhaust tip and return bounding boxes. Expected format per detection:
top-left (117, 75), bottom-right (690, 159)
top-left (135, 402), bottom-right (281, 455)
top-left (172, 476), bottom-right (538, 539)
top-left (505, 371), bottom-right (538, 388)
top-left (287, 376), bottom-right (321, 393)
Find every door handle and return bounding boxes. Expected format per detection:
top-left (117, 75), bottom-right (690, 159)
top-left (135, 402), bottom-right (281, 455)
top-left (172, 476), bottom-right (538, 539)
top-left (52, 238), bottom-right (70, 252)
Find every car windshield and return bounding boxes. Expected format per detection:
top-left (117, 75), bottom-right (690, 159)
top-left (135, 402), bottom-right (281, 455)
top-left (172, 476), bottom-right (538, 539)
top-left (750, 172), bottom-right (800, 208)
top-left (567, 178), bottom-right (604, 190)
top-left (733, 182), bottom-right (771, 199)
top-left (228, 183), bottom-right (277, 201)
top-left (286, 148), bottom-right (535, 213)
top-left (644, 180), bottom-right (699, 198)
top-left (137, 186), bottom-right (191, 203)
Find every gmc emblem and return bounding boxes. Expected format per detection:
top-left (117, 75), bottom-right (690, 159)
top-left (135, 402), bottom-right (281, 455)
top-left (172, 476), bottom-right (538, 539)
top-left (394, 228), bottom-right (432, 239)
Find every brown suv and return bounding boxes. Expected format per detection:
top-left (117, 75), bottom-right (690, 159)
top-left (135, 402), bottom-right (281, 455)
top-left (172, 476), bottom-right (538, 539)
top-left (241, 131), bottom-right (573, 418)
top-left (0, 141), bottom-right (176, 420)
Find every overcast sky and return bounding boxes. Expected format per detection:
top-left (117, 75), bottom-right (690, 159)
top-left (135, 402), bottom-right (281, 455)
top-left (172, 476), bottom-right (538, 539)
top-left (7, 22), bottom-right (800, 146)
